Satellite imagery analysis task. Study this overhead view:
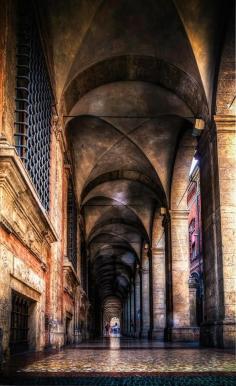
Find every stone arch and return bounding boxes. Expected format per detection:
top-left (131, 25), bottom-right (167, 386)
top-left (63, 55), bottom-right (208, 119)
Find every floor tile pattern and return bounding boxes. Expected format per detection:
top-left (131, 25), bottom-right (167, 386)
top-left (18, 348), bottom-right (235, 373)
top-left (1, 339), bottom-right (235, 385)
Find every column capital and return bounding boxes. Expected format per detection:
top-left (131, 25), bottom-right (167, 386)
top-left (151, 247), bottom-right (165, 257)
top-left (214, 114), bottom-right (236, 133)
top-left (169, 209), bottom-right (189, 220)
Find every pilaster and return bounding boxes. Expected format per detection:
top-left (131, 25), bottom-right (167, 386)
top-left (141, 245), bottom-right (150, 338)
top-left (151, 243), bottom-right (166, 340)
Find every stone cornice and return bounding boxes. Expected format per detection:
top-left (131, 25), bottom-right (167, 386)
top-left (63, 258), bottom-right (81, 287)
top-left (0, 136), bottom-right (57, 260)
top-left (63, 261), bottom-right (80, 300)
top-left (214, 114), bottom-right (236, 133)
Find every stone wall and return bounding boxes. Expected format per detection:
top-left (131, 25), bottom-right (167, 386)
top-left (0, 241), bottom-right (46, 356)
top-left (0, 1), bottom-right (85, 357)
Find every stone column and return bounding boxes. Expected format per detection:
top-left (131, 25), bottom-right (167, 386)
top-left (189, 277), bottom-right (198, 326)
top-left (133, 280), bottom-right (136, 336)
top-left (152, 228), bottom-right (166, 340)
top-left (135, 272), bottom-right (141, 337)
top-left (121, 305), bottom-right (125, 336)
top-left (199, 116), bottom-right (236, 347)
top-left (141, 245), bottom-right (150, 338)
top-left (170, 209), bottom-right (196, 341)
top-left (127, 294), bottom-right (131, 336)
top-left (163, 214), bottom-right (173, 341)
top-left (127, 297), bottom-right (130, 336)
top-left (124, 299), bottom-right (128, 336)
top-left (215, 116), bottom-right (236, 346)
top-left (130, 282), bottom-right (135, 337)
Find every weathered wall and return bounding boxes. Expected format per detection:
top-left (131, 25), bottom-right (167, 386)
top-left (0, 0), bottom-right (84, 357)
top-left (0, 238), bottom-right (46, 355)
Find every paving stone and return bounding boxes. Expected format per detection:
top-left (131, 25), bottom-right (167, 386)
top-left (1, 340), bottom-right (235, 385)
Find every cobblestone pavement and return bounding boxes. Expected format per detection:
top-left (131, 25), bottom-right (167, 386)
top-left (1, 339), bottom-right (235, 385)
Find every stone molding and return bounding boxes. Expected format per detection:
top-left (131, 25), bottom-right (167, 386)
top-left (63, 259), bottom-right (80, 285)
top-left (169, 209), bottom-right (189, 220)
top-left (198, 115), bottom-right (236, 154)
top-left (0, 136), bottom-right (57, 262)
top-left (151, 247), bottom-right (165, 257)
top-left (214, 114), bottom-right (236, 133)
top-left (11, 255), bottom-right (44, 293)
top-left (63, 258), bottom-right (80, 299)
top-left (10, 275), bottom-right (41, 302)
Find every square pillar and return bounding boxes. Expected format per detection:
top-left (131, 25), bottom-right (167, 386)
top-left (170, 209), bottom-right (199, 341)
top-left (151, 245), bottom-right (166, 340)
top-left (199, 116), bottom-right (236, 347)
top-left (135, 272), bottom-right (141, 337)
top-left (141, 246), bottom-right (150, 338)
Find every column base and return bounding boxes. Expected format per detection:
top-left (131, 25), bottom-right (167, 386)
top-left (140, 329), bottom-right (149, 339)
top-left (150, 328), bottom-right (165, 341)
top-left (200, 320), bottom-right (236, 348)
top-left (169, 327), bottom-right (200, 342)
top-left (74, 331), bottom-right (82, 344)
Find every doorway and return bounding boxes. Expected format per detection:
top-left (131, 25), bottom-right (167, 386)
top-left (65, 313), bottom-right (72, 344)
top-left (10, 291), bottom-right (32, 353)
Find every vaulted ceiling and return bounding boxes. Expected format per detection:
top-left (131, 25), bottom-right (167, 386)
top-left (40, 0), bottom-right (228, 303)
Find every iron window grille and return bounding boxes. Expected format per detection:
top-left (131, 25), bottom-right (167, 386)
top-left (81, 237), bottom-right (88, 291)
top-left (10, 291), bottom-right (30, 353)
top-left (15, 0), bottom-right (53, 211)
top-left (67, 179), bottom-right (78, 271)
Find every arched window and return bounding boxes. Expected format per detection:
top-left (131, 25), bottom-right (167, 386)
top-left (14, 0), bottom-right (53, 210)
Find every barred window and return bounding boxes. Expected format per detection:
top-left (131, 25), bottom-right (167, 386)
top-left (15, 0), bottom-right (53, 210)
top-left (10, 291), bottom-right (31, 353)
top-left (67, 179), bottom-right (78, 271)
top-left (81, 235), bottom-right (87, 291)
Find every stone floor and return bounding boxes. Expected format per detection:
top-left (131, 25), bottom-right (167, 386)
top-left (1, 338), bottom-right (236, 385)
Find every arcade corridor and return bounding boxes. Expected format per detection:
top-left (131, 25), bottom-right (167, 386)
top-left (0, 0), bottom-right (235, 384)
